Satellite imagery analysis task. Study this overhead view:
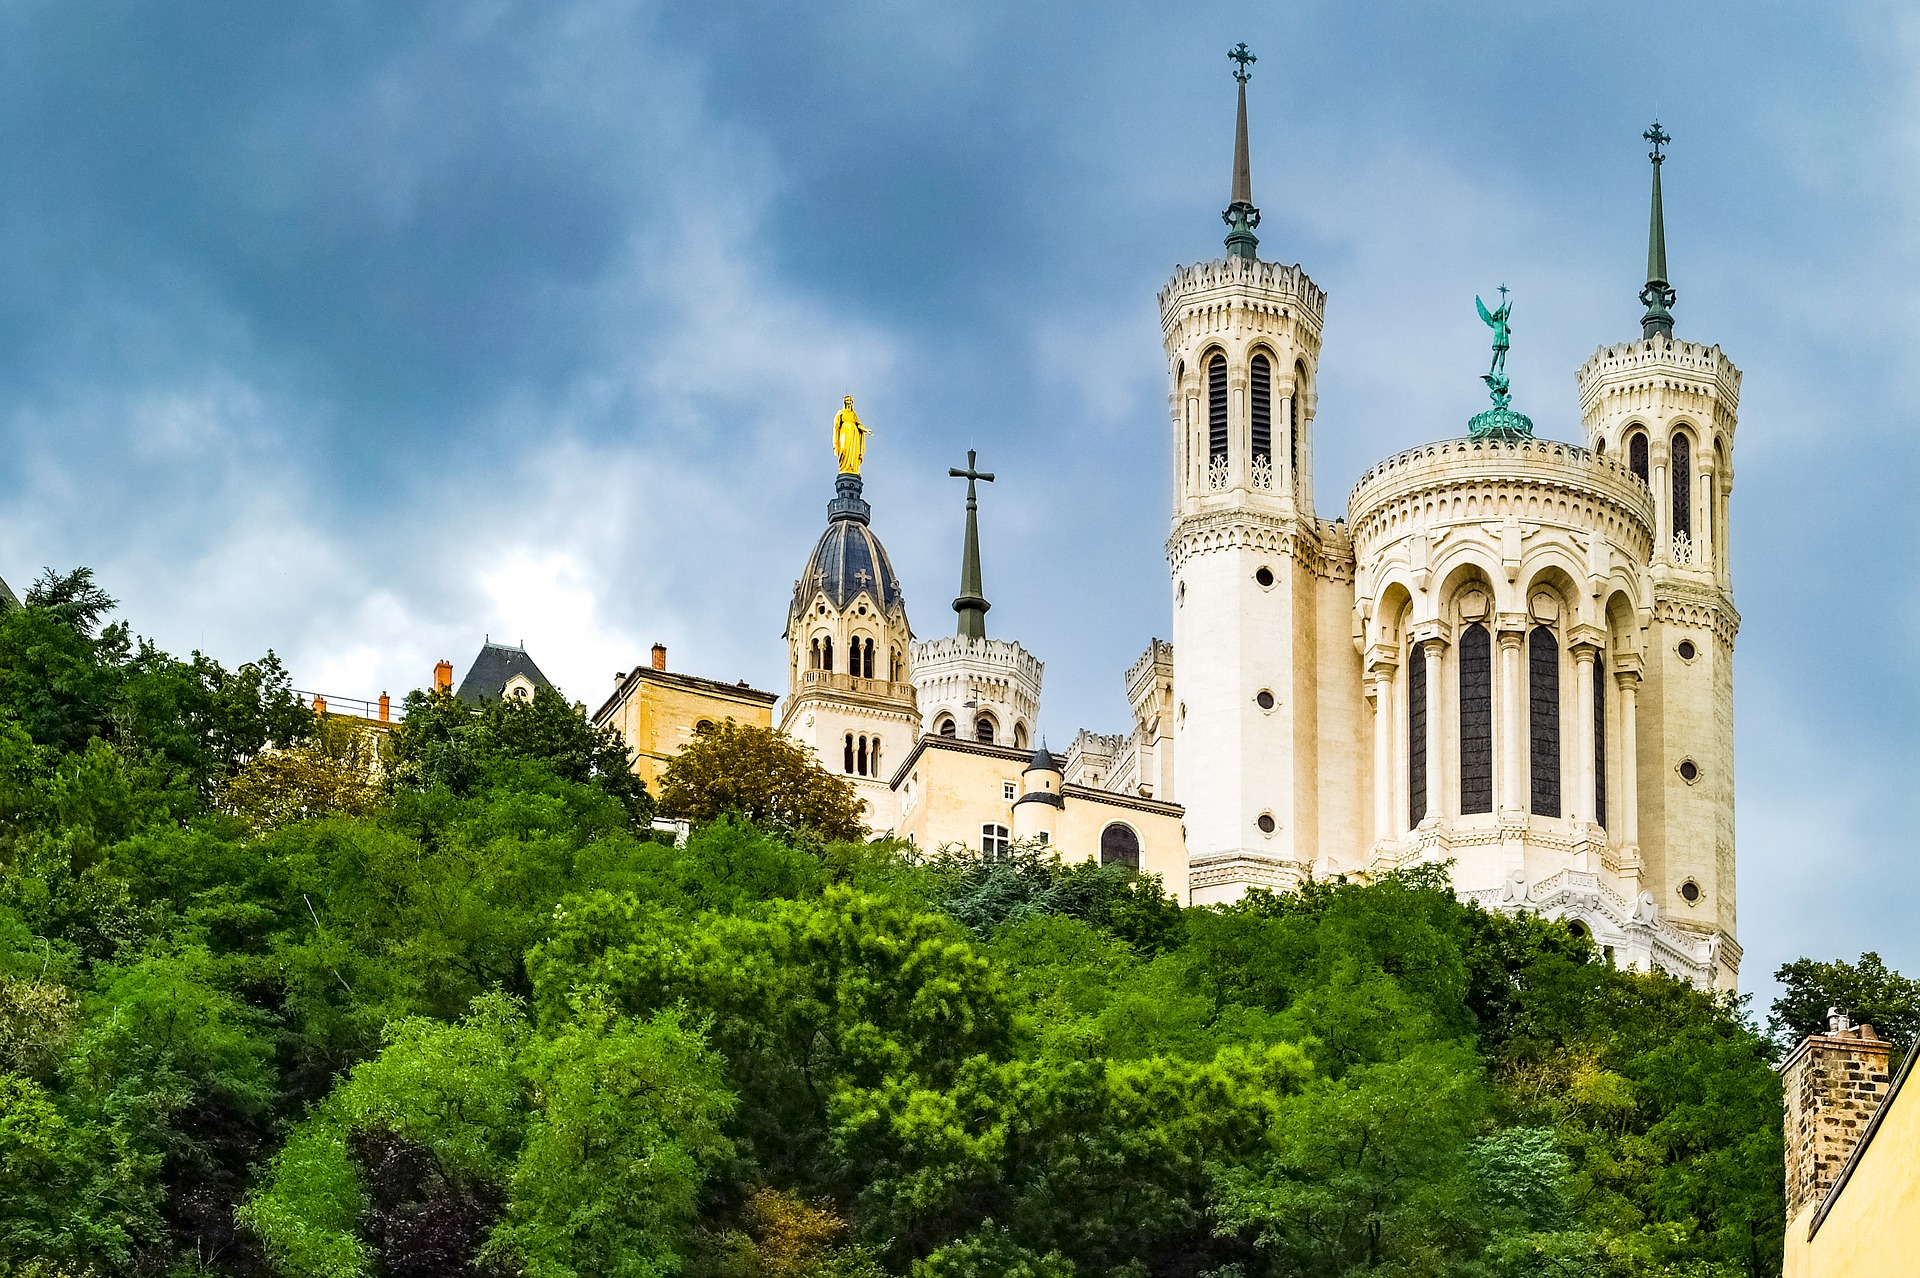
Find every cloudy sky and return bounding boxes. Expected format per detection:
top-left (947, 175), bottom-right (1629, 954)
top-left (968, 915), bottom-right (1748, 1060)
top-left (0, 1), bottom-right (1913, 1001)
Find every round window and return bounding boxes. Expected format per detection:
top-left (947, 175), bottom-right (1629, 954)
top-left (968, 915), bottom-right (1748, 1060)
top-left (1254, 567), bottom-right (1275, 588)
top-left (1677, 640), bottom-right (1697, 661)
top-left (1256, 813), bottom-right (1276, 834)
top-left (1679, 759), bottom-right (1699, 783)
top-left (1256, 690), bottom-right (1275, 711)
top-left (1680, 881), bottom-right (1702, 904)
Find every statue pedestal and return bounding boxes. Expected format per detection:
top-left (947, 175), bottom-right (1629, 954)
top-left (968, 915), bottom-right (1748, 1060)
top-left (827, 472), bottom-right (871, 524)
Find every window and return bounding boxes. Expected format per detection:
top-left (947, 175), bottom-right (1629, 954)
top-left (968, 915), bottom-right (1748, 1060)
top-left (695, 719), bottom-right (714, 734)
top-left (1256, 813), bottom-right (1276, 835)
top-left (1408, 643), bottom-right (1427, 826)
top-left (862, 637), bottom-right (876, 679)
top-left (822, 635), bottom-right (834, 672)
top-left (1207, 353), bottom-right (1228, 462)
top-left (1250, 354), bottom-right (1272, 463)
top-left (1003, 780), bottom-right (1016, 801)
top-left (1677, 639), bottom-right (1696, 661)
top-left (975, 714), bottom-right (996, 744)
top-left (1679, 758), bottom-right (1700, 783)
top-left (1255, 689), bottom-right (1275, 711)
top-left (1100, 823), bottom-right (1140, 872)
top-left (937, 716), bottom-right (957, 738)
top-left (810, 637), bottom-right (821, 669)
top-left (1671, 431), bottom-right (1692, 541)
top-left (1530, 625), bottom-right (1561, 817)
top-left (1593, 653), bottom-right (1606, 829)
top-left (1254, 566), bottom-right (1274, 587)
top-left (870, 737), bottom-right (881, 777)
top-left (857, 735), bottom-right (868, 777)
top-left (982, 824), bottom-right (1011, 858)
top-left (1628, 431), bottom-right (1649, 484)
top-left (1013, 723), bottom-right (1028, 749)
top-left (1680, 880), bottom-right (1701, 904)
top-left (843, 733), bottom-right (854, 774)
top-left (1459, 622), bottom-right (1493, 813)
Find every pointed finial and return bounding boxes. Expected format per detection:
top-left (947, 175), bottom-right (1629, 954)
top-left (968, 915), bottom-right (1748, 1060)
top-left (1223, 44), bottom-right (1261, 262)
top-left (949, 449), bottom-right (995, 640)
top-left (1639, 121), bottom-right (1676, 340)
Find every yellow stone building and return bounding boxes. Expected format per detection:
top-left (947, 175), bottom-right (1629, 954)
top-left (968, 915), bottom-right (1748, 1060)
top-left (593, 643), bottom-right (777, 794)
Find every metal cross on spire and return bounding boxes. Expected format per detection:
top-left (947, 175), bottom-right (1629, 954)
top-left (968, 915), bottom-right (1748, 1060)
top-left (949, 450), bottom-right (996, 640)
top-left (1228, 42), bottom-right (1256, 82)
top-left (1645, 119), bottom-right (1671, 165)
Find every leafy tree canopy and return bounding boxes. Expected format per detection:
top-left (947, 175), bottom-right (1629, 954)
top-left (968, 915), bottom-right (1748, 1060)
top-left (657, 720), bottom-right (866, 841)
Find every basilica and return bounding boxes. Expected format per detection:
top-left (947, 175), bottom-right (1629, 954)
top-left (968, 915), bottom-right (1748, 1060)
top-left (771, 60), bottom-right (1742, 990)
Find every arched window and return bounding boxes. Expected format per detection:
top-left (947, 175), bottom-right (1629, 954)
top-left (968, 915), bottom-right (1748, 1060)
top-left (810, 637), bottom-right (821, 669)
top-left (1408, 643), bottom-right (1427, 826)
top-left (857, 735), bottom-right (868, 777)
top-left (1207, 353), bottom-right (1228, 463)
top-left (1100, 822), bottom-right (1141, 872)
top-left (822, 635), bottom-right (834, 672)
top-left (1013, 723), bottom-right (1028, 750)
top-left (1459, 622), bottom-right (1493, 814)
top-left (975, 713), bottom-right (997, 744)
top-left (890, 647), bottom-right (901, 681)
top-left (937, 716), bottom-right (956, 738)
top-left (870, 737), bottom-right (881, 778)
top-left (1628, 431), bottom-right (1649, 484)
top-left (981, 823), bottom-right (1011, 858)
top-left (864, 637), bottom-right (876, 679)
top-left (843, 733), bottom-right (854, 774)
top-left (1593, 651), bottom-right (1607, 829)
top-left (1529, 626), bottom-right (1561, 817)
top-left (1250, 354), bottom-right (1272, 464)
top-left (1671, 431), bottom-right (1692, 542)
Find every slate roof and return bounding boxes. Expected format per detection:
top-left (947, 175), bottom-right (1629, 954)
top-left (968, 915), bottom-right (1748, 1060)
top-left (455, 642), bottom-right (555, 704)
top-left (791, 517), bottom-right (905, 620)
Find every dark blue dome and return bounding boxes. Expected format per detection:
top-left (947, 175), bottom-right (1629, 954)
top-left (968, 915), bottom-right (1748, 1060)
top-left (791, 474), bottom-right (905, 620)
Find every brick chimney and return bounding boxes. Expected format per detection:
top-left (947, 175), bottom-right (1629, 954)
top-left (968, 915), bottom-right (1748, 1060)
top-left (651, 643), bottom-right (667, 671)
top-left (434, 660), bottom-right (454, 695)
top-left (378, 693), bottom-right (391, 723)
top-left (1781, 1009), bottom-right (1894, 1223)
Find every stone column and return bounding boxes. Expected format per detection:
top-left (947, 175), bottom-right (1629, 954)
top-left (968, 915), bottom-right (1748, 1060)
top-left (1422, 637), bottom-right (1446, 821)
top-left (1369, 663), bottom-right (1395, 843)
top-left (1651, 440), bottom-right (1670, 564)
top-left (1497, 624), bottom-right (1526, 812)
top-left (1697, 456), bottom-right (1715, 570)
top-left (1571, 643), bottom-right (1598, 824)
top-left (1280, 392), bottom-right (1295, 500)
top-left (1615, 668), bottom-right (1640, 847)
top-left (1230, 371), bottom-right (1248, 490)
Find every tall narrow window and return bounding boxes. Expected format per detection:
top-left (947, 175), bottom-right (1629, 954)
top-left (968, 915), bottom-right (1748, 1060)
top-left (1671, 432), bottom-right (1692, 541)
top-left (1408, 645), bottom-right (1427, 826)
top-left (1529, 626), bottom-right (1561, 817)
top-left (937, 716), bottom-right (956, 738)
top-left (857, 736), bottom-right (868, 777)
top-left (1207, 354), bottom-right (1228, 463)
top-left (1628, 431), bottom-right (1649, 484)
top-left (1250, 355), bottom-right (1272, 464)
top-left (843, 733), bottom-right (854, 774)
top-left (1593, 652), bottom-right (1607, 829)
top-left (864, 638), bottom-right (876, 678)
top-left (823, 636), bottom-right (834, 672)
top-left (1459, 623), bottom-right (1493, 814)
top-left (870, 738), bottom-right (881, 777)
top-left (810, 637), bottom-right (820, 669)
top-left (1100, 823), bottom-right (1141, 872)
top-left (975, 714), bottom-right (996, 744)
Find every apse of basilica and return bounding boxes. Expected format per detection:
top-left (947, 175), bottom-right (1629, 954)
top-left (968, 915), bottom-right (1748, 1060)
top-left (776, 52), bottom-right (1741, 990)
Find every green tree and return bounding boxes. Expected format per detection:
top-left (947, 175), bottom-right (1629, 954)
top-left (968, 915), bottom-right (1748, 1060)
top-left (656, 720), bottom-right (866, 841)
top-left (1769, 951), bottom-right (1920, 1059)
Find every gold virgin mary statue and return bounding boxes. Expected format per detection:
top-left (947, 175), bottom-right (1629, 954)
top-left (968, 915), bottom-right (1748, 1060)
top-left (832, 395), bottom-right (870, 475)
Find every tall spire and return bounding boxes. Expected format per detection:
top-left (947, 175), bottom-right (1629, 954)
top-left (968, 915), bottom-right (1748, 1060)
top-left (1640, 121), bottom-right (1676, 339)
top-left (949, 450), bottom-right (995, 640)
top-left (1223, 43), bottom-right (1261, 262)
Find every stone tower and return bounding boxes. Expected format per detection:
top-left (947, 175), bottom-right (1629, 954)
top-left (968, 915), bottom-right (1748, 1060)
top-left (1164, 49), bottom-right (1353, 903)
top-left (1575, 124), bottom-right (1741, 976)
top-left (782, 469), bottom-right (920, 828)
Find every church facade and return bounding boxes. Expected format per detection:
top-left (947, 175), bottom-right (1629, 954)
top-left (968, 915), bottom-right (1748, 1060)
top-left (780, 62), bottom-right (1741, 990)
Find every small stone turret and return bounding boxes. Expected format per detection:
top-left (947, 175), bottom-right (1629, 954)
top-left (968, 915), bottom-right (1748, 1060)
top-left (1011, 743), bottom-right (1064, 845)
top-left (1781, 1011), bottom-right (1894, 1225)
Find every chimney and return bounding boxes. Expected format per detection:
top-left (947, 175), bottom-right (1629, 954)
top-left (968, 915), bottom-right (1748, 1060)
top-left (1781, 1009), bottom-right (1894, 1223)
top-left (651, 643), bottom-right (667, 671)
top-left (378, 693), bottom-right (391, 723)
top-left (312, 695), bottom-right (328, 716)
top-left (434, 660), bottom-right (453, 694)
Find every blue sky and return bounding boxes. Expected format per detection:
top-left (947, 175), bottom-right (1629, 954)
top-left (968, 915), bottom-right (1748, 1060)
top-left (0, 1), bottom-right (1913, 1003)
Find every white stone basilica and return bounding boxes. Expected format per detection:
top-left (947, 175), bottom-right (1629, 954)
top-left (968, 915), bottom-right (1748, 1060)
top-left (778, 66), bottom-right (1741, 989)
